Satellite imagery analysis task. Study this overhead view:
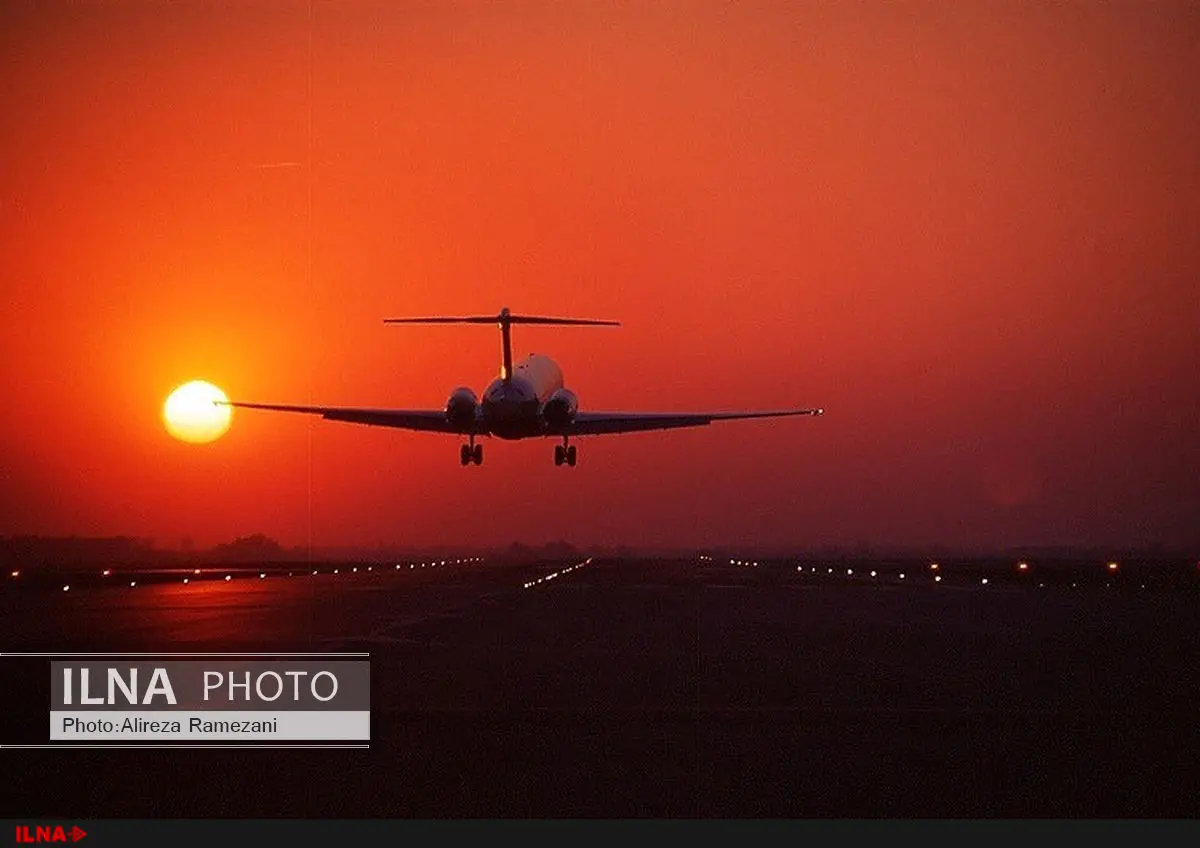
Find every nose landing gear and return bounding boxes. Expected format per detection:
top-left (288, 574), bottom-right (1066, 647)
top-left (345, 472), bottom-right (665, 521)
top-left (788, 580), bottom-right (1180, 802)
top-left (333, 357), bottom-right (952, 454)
top-left (553, 439), bottom-right (577, 467)
top-left (460, 436), bottom-right (483, 466)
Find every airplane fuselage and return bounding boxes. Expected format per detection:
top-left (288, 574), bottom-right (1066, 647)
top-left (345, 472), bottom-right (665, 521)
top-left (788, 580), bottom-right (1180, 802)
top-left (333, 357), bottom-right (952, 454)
top-left (481, 354), bottom-right (565, 439)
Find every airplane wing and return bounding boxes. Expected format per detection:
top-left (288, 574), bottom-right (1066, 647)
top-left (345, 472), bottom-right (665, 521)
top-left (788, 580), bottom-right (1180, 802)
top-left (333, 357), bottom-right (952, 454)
top-left (565, 408), bottom-right (823, 436)
top-left (219, 401), bottom-right (468, 433)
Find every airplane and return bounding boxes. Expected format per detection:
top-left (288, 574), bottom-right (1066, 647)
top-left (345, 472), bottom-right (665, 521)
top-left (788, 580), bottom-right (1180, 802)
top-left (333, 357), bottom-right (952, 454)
top-left (221, 307), bottom-right (824, 467)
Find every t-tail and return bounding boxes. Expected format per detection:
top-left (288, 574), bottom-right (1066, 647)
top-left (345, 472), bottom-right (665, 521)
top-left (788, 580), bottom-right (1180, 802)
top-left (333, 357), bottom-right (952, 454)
top-left (383, 306), bottom-right (619, 381)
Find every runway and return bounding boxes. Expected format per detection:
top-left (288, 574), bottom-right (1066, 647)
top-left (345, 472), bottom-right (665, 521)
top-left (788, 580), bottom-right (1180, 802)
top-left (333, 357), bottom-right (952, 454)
top-left (1, 555), bottom-right (1198, 817)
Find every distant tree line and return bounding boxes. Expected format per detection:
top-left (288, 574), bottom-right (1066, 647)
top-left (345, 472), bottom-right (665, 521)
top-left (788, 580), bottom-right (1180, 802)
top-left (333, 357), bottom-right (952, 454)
top-left (0, 535), bottom-right (159, 567)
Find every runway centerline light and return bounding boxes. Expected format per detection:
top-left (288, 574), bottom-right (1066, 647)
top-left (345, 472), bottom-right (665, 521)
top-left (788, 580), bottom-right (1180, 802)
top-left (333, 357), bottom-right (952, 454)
top-left (1017, 562), bottom-right (1029, 572)
top-left (102, 569), bottom-right (111, 576)
top-left (934, 575), bottom-right (942, 583)
top-left (1107, 561), bottom-right (1119, 572)
top-left (62, 585), bottom-right (69, 592)
top-left (10, 570), bottom-right (18, 578)
top-left (259, 573), bottom-right (266, 579)
top-left (225, 575), bottom-right (232, 581)
top-left (183, 578), bottom-right (189, 584)
top-left (130, 581), bottom-right (136, 587)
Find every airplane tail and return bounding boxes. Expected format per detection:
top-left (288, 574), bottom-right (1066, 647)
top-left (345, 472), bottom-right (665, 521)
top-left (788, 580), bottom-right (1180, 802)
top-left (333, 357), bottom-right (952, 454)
top-left (383, 307), bottom-right (619, 380)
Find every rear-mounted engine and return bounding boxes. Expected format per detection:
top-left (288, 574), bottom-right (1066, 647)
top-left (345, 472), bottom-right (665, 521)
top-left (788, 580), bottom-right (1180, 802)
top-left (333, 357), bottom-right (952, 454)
top-left (444, 387), bottom-right (478, 429)
top-left (541, 388), bottom-right (578, 429)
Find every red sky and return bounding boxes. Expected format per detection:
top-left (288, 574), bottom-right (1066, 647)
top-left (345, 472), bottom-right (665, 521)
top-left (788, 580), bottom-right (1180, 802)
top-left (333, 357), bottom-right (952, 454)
top-left (1, 2), bottom-right (1196, 552)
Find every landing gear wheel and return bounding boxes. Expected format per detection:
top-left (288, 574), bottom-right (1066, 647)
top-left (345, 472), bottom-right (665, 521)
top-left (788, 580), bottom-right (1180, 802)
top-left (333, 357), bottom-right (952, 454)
top-left (472, 443), bottom-right (483, 465)
top-left (554, 445), bottom-right (565, 466)
top-left (566, 445), bottom-right (577, 467)
top-left (460, 444), bottom-right (471, 466)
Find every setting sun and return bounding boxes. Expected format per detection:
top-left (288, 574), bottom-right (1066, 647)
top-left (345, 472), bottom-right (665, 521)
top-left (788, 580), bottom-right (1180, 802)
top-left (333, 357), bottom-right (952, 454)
top-left (163, 381), bottom-right (232, 443)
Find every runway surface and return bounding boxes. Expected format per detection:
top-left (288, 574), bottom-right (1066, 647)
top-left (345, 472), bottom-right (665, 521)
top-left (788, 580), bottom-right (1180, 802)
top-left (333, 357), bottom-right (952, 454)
top-left (1, 556), bottom-right (1198, 817)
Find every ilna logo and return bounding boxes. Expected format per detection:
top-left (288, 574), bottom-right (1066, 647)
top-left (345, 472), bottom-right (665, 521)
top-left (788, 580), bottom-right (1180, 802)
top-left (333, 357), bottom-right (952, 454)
top-left (14, 826), bottom-right (87, 843)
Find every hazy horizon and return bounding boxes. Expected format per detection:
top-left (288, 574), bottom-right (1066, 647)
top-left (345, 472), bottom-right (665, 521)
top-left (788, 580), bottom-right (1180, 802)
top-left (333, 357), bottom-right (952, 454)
top-left (1, 532), bottom-right (1193, 563)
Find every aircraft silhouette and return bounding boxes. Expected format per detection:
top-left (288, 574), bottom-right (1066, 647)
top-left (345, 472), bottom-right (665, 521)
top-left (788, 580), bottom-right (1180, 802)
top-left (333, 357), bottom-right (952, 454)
top-left (222, 307), bottom-right (823, 466)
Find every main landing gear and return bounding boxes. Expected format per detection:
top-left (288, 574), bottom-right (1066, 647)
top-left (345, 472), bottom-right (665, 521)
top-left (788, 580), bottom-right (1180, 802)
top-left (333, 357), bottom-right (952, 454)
top-left (554, 438), bottom-right (577, 467)
top-left (460, 436), bottom-right (483, 466)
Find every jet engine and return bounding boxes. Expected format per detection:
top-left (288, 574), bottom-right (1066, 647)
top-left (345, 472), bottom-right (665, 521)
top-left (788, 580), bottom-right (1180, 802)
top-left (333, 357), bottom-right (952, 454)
top-left (444, 387), bottom-right (478, 429)
top-left (541, 388), bottom-right (578, 429)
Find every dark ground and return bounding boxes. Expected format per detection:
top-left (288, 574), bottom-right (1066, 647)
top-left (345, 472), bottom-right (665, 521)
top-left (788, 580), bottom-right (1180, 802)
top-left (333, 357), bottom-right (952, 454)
top-left (1, 555), bottom-right (1197, 818)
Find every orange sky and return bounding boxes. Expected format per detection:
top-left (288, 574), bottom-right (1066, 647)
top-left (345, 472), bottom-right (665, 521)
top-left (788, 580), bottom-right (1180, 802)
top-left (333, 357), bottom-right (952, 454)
top-left (2, 2), bottom-right (1196, 552)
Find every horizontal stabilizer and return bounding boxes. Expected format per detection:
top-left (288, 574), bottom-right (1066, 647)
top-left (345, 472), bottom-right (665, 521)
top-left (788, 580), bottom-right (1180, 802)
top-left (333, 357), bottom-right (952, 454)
top-left (384, 307), bottom-right (617, 382)
top-left (383, 307), bottom-right (618, 327)
top-left (383, 315), bottom-right (619, 326)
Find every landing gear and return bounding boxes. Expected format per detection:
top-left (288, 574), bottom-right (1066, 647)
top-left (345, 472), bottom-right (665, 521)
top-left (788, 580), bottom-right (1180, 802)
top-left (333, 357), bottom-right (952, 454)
top-left (554, 439), bottom-right (577, 467)
top-left (460, 436), bottom-right (483, 466)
